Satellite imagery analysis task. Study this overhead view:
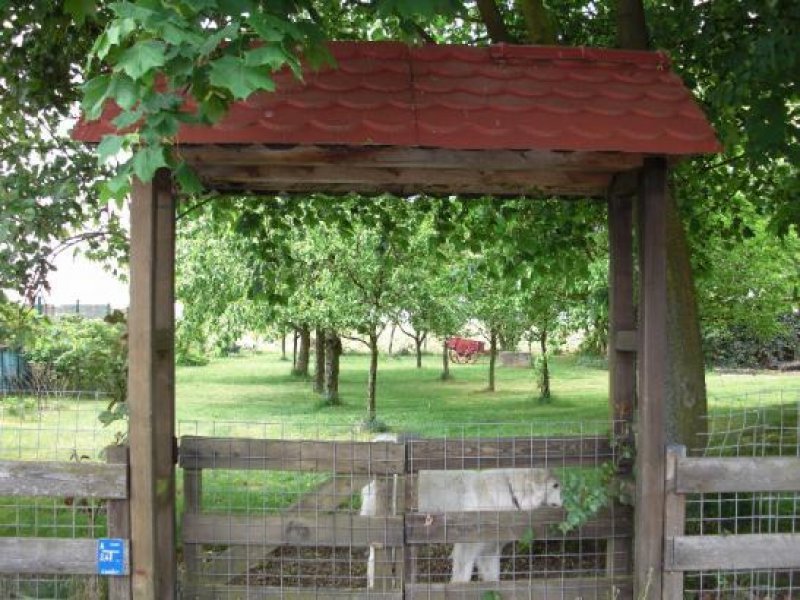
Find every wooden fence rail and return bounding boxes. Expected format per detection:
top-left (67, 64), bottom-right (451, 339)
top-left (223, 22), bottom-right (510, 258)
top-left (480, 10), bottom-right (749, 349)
top-left (662, 444), bottom-right (800, 600)
top-left (0, 445), bottom-right (131, 599)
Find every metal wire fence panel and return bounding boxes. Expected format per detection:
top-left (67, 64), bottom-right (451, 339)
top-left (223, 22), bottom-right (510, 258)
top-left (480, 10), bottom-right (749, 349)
top-left (677, 390), bottom-right (800, 599)
top-left (177, 419), bottom-right (632, 599)
top-left (0, 391), bottom-right (128, 599)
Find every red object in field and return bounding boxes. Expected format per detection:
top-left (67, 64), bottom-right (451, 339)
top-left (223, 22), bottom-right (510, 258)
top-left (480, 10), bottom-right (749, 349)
top-left (445, 337), bottom-right (486, 364)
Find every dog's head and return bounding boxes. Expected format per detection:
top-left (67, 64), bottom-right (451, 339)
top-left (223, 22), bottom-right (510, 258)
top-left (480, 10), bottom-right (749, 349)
top-left (543, 475), bottom-right (562, 508)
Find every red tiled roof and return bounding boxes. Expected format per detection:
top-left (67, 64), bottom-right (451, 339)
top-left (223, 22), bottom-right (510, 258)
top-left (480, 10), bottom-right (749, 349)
top-left (73, 41), bottom-right (721, 155)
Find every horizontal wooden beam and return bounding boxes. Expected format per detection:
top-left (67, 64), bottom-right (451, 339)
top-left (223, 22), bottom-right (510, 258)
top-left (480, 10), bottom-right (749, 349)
top-left (195, 164), bottom-right (613, 198)
top-left (676, 456), bottom-right (800, 493)
top-left (406, 505), bottom-right (632, 543)
top-left (179, 437), bottom-right (405, 474)
top-left (182, 585), bottom-right (401, 600)
top-left (405, 578), bottom-right (633, 600)
top-left (0, 538), bottom-right (129, 575)
top-left (180, 144), bottom-right (645, 172)
top-left (182, 513), bottom-right (404, 547)
top-left (407, 436), bottom-right (614, 472)
top-left (0, 461), bottom-right (127, 499)
top-left (614, 330), bottom-right (638, 352)
top-left (668, 533), bottom-right (800, 571)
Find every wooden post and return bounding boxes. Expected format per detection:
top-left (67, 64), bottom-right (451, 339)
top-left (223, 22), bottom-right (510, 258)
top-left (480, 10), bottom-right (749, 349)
top-left (663, 444), bottom-right (686, 600)
top-left (634, 157), bottom-right (668, 599)
top-left (183, 467), bottom-right (203, 578)
top-left (607, 182), bottom-right (637, 439)
top-left (129, 169), bottom-right (176, 599)
top-left (106, 444), bottom-right (131, 600)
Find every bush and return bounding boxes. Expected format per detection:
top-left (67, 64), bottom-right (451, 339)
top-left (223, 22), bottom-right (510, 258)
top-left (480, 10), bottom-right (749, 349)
top-left (703, 312), bottom-right (800, 369)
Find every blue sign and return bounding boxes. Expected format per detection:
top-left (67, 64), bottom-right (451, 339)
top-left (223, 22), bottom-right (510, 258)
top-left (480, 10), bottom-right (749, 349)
top-left (97, 538), bottom-right (126, 575)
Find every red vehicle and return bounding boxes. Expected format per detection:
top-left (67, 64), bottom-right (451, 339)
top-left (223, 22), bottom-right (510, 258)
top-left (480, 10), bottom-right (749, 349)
top-left (445, 337), bottom-right (486, 364)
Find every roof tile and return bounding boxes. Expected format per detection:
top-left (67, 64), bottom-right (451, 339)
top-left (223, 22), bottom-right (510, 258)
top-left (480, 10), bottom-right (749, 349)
top-left (73, 41), bottom-right (721, 155)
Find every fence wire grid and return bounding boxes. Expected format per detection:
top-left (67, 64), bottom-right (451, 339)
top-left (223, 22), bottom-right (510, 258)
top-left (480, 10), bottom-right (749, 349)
top-left (0, 390), bottom-right (126, 600)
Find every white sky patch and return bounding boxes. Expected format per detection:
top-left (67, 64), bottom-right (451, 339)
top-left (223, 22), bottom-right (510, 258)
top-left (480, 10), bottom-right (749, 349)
top-left (45, 250), bottom-right (129, 308)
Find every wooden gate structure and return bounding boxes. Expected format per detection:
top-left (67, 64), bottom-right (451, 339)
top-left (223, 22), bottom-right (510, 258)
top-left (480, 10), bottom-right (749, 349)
top-left (72, 42), bottom-right (721, 598)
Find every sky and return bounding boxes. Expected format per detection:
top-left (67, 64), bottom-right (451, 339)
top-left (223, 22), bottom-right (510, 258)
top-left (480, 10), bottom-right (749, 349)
top-left (44, 250), bottom-right (129, 308)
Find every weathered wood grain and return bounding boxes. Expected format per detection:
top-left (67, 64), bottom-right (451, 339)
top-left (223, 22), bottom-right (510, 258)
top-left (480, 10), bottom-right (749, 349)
top-left (105, 445), bottom-right (131, 600)
top-left (676, 456), bottom-right (800, 493)
top-left (662, 446), bottom-right (686, 600)
top-left (181, 585), bottom-right (402, 600)
top-left (0, 538), bottom-right (129, 575)
top-left (179, 437), bottom-right (405, 474)
top-left (406, 436), bottom-right (613, 472)
top-left (405, 578), bottom-right (633, 600)
top-left (0, 460), bottom-right (127, 498)
top-left (669, 534), bottom-right (800, 570)
top-left (182, 513), bottom-right (404, 548)
top-left (406, 506), bottom-right (632, 544)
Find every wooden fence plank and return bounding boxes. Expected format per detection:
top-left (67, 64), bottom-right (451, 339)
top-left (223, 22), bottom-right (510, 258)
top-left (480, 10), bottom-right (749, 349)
top-left (182, 513), bottom-right (404, 547)
top-left (676, 456), bottom-right (800, 493)
top-left (405, 578), bottom-right (633, 600)
top-left (182, 585), bottom-right (402, 600)
top-left (670, 534), bottom-right (800, 570)
top-left (179, 437), bottom-right (404, 474)
top-left (0, 538), bottom-right (129, 575)
top-left (662, 445), bottom-right (686, 600)
top-left (406, 506), bottom-right (632, 544)
top-left (105, 445), bottom-right (131, 600)
top-left (0, 460), bottom-right (127, 499)
top-left (406, 436), bottom-right (614, 472)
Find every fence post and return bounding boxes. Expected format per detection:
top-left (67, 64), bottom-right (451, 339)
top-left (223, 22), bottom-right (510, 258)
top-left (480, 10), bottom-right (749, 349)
top-left (106, 444), bottom-right (131, 600)
top-left (183, 466), bottom-right (203, 578)
top-left (662, 444), bottom-right (686, 600)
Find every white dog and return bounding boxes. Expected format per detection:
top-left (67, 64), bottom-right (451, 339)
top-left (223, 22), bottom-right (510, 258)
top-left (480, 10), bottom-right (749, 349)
top-left (360, 467), bottom-right (562, 586)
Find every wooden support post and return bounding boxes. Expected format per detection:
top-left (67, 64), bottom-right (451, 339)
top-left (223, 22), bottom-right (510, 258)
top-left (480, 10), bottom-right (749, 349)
top-left (607, 183), bottom-right (636, 440)
top-left (634, 157), bottom-right (669, 599)
top-left (129, 169), bottom-right (176, 599)
top-left (183, 467), bottom-right (203, 578)
top-left (663, 444), bottom-right (687, 600)
top-left (106, 445), bottom-right (131, 600)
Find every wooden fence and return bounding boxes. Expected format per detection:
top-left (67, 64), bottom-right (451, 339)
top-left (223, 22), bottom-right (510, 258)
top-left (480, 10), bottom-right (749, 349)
top-left (0, 446), bottom-right (131, 599)
top-left (179, 435), bottom-right (633, 600)
top-left (663, 444), bottom-right (800, 599)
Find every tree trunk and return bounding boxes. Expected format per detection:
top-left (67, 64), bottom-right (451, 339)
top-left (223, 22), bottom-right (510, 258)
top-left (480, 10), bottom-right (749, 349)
top-left (293, 326), bottom-right (310, 377)
top-left (314, 327), bottom-right (325, 393)
top-left (487, 329), bottom-right (498, 392)
top-left (280, 333), bottom-right (287, 361)
top-left (441, 340), bottom-right (451, 380)
top-left (539, 329), bottom-right (550, 400)
top-left (367, 333), bottom-right (379, 422)
top-left (388, 322), bottom-right (396, 357)
top-left (324, 330), bottom-right (341, 404)
top-left (415, 332), bottom-right (427, 368)
top-left (292, 330), bottom-right (298, 368)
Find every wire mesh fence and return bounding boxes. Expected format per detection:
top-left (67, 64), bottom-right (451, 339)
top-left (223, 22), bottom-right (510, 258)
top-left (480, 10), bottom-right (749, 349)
top-left (177, 419), bottom-right (632, 599)
top-left (0, 390), bottom-right (127, 599)
top-left (681, 388), bottom-right (800, 600)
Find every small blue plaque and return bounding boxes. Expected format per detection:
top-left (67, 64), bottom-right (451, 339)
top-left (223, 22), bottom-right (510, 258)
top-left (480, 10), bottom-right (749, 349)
top-left (97, 538), bottom-right (125, 575)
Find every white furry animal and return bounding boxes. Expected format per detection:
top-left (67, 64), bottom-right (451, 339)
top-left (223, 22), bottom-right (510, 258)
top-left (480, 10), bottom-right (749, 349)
top-left (360, 467), bottom-right (562, 586)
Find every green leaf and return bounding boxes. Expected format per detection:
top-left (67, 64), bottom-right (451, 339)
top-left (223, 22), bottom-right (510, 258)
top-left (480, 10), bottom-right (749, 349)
top-left (110, 75), bottom-right (139, 110)
top-left (209, 55), bottom-right (275, 100)
top-left (244, 45), bottom-right (290, 69)
top-left (199, 21), bottom-right (241, 56)
top-left (97, 135), bottom-right (125, 165)
top-left (131, 145), bottom-right (168, 182)
top-left (99, 172), bottom-right (131, 205)
top-left (81, 75), bottom-right (112, 120)
top-left (175, 162), bottom-right (204, 195)
top-left (111, 108), bottom-right (143, 129)
top-left (115, 40), bottom-right (167, 79)
top-left (64, 0), bottom-right (97, 25)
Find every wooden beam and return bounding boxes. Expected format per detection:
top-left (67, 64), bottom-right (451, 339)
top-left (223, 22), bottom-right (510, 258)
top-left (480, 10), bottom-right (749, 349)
top-left (129, 169), bottom-right (176, 599)
top-left (634, 157), bottom-right (668, 600)
top-left (676, 456), bottom-right (800, 493)
top-left (608, 187), bottom-right (637, 440)
top-left (0, 460), bottom-right (127, 498)
top-left (0, 538), bottom-right (129, 575)
top-left (662, 445), bottom-right (686, 600)
top-left (179, 144), bottom-right (645, 172)
top-left (669, 533), bottom-right (800, 571)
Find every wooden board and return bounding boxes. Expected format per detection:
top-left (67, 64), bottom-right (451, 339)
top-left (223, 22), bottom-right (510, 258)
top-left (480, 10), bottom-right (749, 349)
top-left (668, 534), bottom-right (800, 571)
top-left (182, 513), bottom-right (404, 547)
top-left (179, 437), bottom-right (405, 474)
top-left (405, 506), bottom-right (632, 544)
top-left (676, 456), bottom-right (800, 493)
top-left (0, 460), bottom-right (127, 499)
top-left (0, 538), bottom-right (129, 575)
top-left (407, 436), bottom-right (613, 472)
top-left (182, 585), bottom-right (402, 600)
top-left (662, 446), bottom-right (686, 600)
top-left (405, 578), bottom-right (633, 600)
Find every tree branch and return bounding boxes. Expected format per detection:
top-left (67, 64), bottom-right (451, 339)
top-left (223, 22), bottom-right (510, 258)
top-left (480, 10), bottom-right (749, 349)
top-left (475, 0), bottom-right (516, 43)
